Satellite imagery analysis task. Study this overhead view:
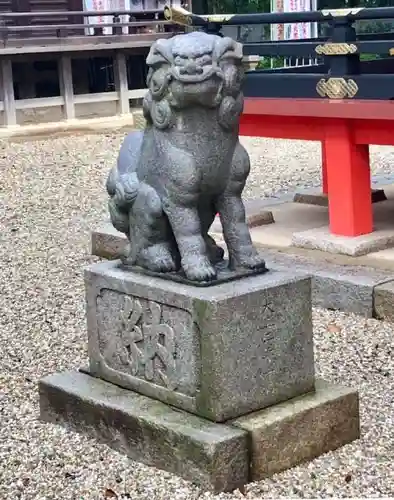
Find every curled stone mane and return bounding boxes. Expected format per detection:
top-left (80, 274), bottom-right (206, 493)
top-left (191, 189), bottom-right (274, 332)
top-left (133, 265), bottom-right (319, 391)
top-left (142, 33), bottom-right (245, 131)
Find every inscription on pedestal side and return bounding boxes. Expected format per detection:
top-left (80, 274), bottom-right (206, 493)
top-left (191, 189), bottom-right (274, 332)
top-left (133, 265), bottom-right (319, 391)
top-left (257, 295), bottom-right (288, 377)
top-left (96, 290), bottom-right (199, 395)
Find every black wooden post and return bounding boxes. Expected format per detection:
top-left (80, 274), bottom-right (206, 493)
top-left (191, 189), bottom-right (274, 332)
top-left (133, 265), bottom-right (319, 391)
top-left (327, 16), bottom-right (360, 76)
top-left (205, 22), bottom-right (223, 35)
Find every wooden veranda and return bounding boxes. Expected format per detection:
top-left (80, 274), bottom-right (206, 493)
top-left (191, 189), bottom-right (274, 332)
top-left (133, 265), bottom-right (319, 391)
top-left (0, 6), bottom-right (186, 127)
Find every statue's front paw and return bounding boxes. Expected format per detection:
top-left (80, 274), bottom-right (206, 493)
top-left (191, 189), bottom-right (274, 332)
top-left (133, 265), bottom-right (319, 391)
top-left (147, 254), bottom-right (178, 273)
top-left (232, 250), bottom-right (266, 271)
top-left (182, 255), bottom-right (217, 282)
top-left (137, 244), bottom-right (179, 273)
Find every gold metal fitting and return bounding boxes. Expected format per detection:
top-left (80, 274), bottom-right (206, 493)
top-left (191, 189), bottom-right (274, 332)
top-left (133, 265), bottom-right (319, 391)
top-left (164, 5), bottom-right (192, 26)
top-left (315, 43), bottom-right (358, 56)
top-left (316, 78), bottom-right (358, 99)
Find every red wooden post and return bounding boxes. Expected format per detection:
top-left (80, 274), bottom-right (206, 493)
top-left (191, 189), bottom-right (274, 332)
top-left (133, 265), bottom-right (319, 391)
top-left (321, 141), bottom-right (328, 195)
top-left (324, 120), bottom-right (372, 236)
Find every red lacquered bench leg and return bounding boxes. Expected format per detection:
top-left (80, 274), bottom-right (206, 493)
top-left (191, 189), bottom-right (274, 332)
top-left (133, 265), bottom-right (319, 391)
top-left (324, 120), bottom-right (372, 236)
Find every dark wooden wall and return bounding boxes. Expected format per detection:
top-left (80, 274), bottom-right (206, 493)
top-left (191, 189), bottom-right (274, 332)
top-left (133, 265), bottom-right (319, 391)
top-left (0, 0), bottom-right (84, 37)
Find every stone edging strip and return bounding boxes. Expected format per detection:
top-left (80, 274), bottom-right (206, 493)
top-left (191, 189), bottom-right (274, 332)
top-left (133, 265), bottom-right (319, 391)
top-left (91, 221), bottom-right (394, 320)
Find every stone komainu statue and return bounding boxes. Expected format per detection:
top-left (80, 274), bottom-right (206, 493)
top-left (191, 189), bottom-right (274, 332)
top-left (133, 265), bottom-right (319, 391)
top-left (106, 31), bottom-right (265, 282)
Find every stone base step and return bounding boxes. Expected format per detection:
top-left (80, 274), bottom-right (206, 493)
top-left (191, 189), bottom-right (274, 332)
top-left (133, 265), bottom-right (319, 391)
top-left (39, 370), bottom-right (359, 493)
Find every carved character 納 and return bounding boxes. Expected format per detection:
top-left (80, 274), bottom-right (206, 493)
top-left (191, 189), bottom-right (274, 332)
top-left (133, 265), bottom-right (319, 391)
top-left (119, 296), bottom-right (178, 390)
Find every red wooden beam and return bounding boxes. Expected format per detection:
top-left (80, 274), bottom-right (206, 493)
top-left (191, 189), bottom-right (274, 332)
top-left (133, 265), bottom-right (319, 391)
top-left (239, 114), bottom-right (324, 141)
top-left (354, 120), bottom-right (394, 146)
top-left (243, 97), bottom-right (394, 121)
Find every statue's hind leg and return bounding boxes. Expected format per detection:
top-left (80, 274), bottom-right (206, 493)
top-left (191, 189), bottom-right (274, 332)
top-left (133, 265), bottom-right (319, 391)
top-left (199, 200), bottom-right (225, 265)
top-left (217, 142), bottom-right (265, 271)
top-left (127, 183), bottom-right (180, 273)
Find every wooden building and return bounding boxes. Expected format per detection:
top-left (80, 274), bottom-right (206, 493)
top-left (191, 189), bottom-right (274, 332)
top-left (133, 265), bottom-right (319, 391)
top-left (0, 3), bottom-right (186, 128)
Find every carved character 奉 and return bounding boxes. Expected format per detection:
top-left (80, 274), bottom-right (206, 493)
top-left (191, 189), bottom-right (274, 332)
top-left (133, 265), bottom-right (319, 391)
top-left (106, 31), bottom-right (265, 282)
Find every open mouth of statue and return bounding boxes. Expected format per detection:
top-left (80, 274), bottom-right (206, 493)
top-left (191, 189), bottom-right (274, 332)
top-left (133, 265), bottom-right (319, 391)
top-left (172, 66), bottom-right (221, 84)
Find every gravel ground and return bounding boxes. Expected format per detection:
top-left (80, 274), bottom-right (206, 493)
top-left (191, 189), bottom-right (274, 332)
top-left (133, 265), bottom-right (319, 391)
top-left (1, 133), bottom-right (394, 499)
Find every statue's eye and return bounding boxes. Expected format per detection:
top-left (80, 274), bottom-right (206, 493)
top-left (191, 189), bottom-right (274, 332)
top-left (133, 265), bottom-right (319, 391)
top-left (200, 54), bottom-right (212, 65)
top-left (174, 55), bottom-right (187, 65)
top-left (152, 78), bottom-right (161, 91)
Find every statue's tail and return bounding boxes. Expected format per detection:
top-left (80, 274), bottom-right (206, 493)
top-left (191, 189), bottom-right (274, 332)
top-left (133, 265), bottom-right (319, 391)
top-left (106, 130), bottom-right (144, 235)
top-left (106, 166), bottom-right (140, 235)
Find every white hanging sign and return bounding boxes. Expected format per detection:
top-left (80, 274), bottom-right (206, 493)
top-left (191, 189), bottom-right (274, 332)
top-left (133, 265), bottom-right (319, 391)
top-left (84, 0), bottom-right (130, 35)
top-left (283, 0), bottom-right (312, 40)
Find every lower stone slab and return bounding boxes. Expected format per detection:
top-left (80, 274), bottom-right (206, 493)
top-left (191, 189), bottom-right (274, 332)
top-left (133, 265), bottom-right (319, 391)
top-left (261, 249), bottom-right (388, 318)
top-left (292, 225), bottom-right (394, 257)
top-left (91, 223), bottom-right (128, 260)
top-left (39, 370), bottom-right (249, 493)
top-left (311, 274), bottom-right (372, 317)
top-left (232, 380), bottom-right (360, 481)
top-left (293, 188), bottom-right (387, 207)
top-left (374, 280), bottom-right (394, 321)
top-left (92, 196), bottom-right (275, 260)
top-left (90, 223), bottom-right (394, 318)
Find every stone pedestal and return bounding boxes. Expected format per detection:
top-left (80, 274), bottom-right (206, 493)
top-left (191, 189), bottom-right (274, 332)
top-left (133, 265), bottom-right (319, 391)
top-left (39, 260), bottom-right (360, 492)
top-left (85, 261), bottom-right (314, 422)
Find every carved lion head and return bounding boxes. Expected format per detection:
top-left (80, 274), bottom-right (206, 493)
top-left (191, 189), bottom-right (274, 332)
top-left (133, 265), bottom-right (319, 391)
top-left (143, 31), bottom-right (245, 130)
